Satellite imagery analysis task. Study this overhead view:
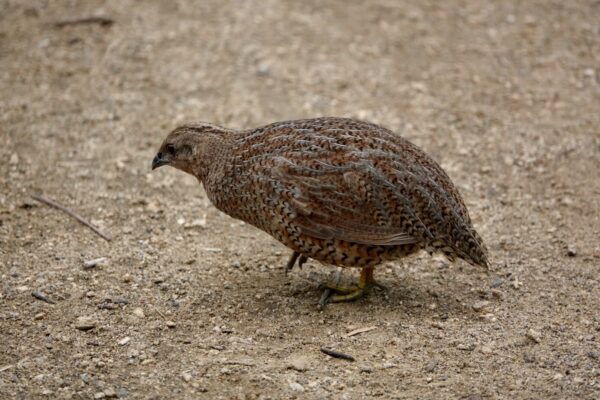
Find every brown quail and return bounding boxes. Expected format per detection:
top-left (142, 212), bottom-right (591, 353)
top-left (152, 117), bottom-right (489, 302)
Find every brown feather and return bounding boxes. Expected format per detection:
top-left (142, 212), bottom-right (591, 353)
top-left (155, 117), bottom-right (490, 269)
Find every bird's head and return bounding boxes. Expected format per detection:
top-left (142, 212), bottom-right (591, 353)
top-left (152, 122), bottom-right (232, 178)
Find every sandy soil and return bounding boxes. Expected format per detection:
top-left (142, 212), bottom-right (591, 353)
top-left (1, 0), bottom-right (599, 399)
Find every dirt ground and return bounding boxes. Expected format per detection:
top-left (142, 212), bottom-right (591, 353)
top-left (1, 0), bottom-right (599, 399)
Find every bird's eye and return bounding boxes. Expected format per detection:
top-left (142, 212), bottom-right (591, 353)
top-left (166, 144), bottom-right (176, 155)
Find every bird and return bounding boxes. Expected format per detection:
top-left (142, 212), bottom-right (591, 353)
top-left (152, 117), bottom-right (489, 303)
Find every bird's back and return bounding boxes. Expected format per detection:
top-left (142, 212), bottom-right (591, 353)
top-left (206, 117), bottom-right (489, 268)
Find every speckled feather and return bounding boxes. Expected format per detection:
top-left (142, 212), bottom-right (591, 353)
top-left (161, 117), bottom-right (489, 269)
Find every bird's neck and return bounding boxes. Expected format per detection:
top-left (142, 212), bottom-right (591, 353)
top-left (192, 133), bottom-right (236, 183)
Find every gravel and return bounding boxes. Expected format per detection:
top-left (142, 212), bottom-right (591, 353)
top-left (1, 1), bottom-right (598, 399)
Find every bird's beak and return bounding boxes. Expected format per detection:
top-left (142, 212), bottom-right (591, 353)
top-left (152, 153), bottom-right (169, 170)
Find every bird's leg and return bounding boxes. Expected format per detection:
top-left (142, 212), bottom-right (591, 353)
top-left (326, 266), bottom-right (376, 303)
top-left (285, 252), bottom-right (308, 275)
top-left (285, 252), bottom-right (299, 274)
top-left (298, 255), bottom-right (308, 268)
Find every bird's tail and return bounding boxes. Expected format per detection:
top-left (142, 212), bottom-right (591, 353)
top-left (428, 227), bottom-right (490, 269)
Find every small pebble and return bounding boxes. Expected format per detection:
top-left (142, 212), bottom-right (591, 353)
top-left (31, 290), bottom-right (54, 303)
top-left (359, 365), bottom-right (373, 373)
top-left (480, 313), bottom-right (496, 322)
top-left (472, 300), bottom-right (490, 312)
top-left (103, 388), bottom-right (117, 398)
top-left (132, 308), bottom-right (145, 318)
top-left (456, 343), bottom-right (475, 351)
top-left (425, 360), bottom-right (438, 373)
top-left (19, 200), bottom-right (36, 209)
top-left (489, 277), bottom-right (504, 288)
top-left (526, 329), bottom-right (542, 343)
top-left (553, 372), bottom-right (563, 380)
top-left (220, 367), bottom-right (231, 375)
top-left (181, 372), bottom-right (192, 382)
top-left (166, 321), bottom-right (176, 328)
top-left (286, 356), bottom-right (309, 372)
top-left (118, 337), bottom-right (130, 346)
top-left (75, 317), bottom-right (97, 331)
top-left (94, 392), bottom-right (106, 399)
top-left (511, 277), bottom-right (523, 289)
top-left (83, 257), bottom-right (107, 268)
top-left (34, 312), bottom-right (45, 320)
top-left (185, 218), bottom-right (206, 228)
top-left (203, 247), bottom-right (223, 253)
top-left (289, 381), bottom-right (304, 392)
top-left (431, 321), bottom-right (445, 330)
top-left (567, 245), bottom-right (577, 257)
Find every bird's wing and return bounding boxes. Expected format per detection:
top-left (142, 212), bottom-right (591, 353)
top-left (266, 156), bottom-right (422, 246)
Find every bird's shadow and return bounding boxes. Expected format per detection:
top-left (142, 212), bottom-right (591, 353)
top-left (250, 262), bottom-right (483, 320)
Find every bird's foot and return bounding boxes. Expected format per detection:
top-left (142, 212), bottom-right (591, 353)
top-left (327, 284), bottom-right (369, 302)
top-left (324, 284), bottom-right (360, 294)
top-left (323, 266), bottom-right (378, 303)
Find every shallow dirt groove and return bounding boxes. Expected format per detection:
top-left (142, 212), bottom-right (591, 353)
top-left (1, 0), bottom-right (599, 399)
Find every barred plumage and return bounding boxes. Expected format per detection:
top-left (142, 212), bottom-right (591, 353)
top-left (153, 117), bottom-right (489, 302)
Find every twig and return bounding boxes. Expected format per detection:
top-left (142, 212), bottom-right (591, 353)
top-left (155, 309), bottom-right (167, 320)
top-left (318, 268), bottom-right (342, 308)
top-left (0, 365), bottom-right (14, 372)
top-left (54, 16), bottom-right (114, 28)
top-left (83, 257), bottom-right (107, 269)
top-left (31, 193), bottom-right (112, 241)
top-left (345, 326), bottom-right (377, 338)
top-left (221, 360), bottom-right (255, 367)
top-left (320, 347), bottom-right (355, 361)
top-left (32, 290), bottom-right (55, 304)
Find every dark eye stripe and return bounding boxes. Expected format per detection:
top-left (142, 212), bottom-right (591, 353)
top-left (166, 144), bottom-right (176, 154)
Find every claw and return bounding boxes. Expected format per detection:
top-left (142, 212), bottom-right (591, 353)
top-left (329, 287), bottom-right (369, 302)
top-left (323, 266), bottom-right (377, 303)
